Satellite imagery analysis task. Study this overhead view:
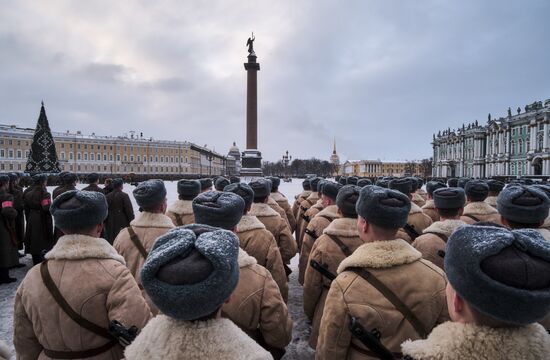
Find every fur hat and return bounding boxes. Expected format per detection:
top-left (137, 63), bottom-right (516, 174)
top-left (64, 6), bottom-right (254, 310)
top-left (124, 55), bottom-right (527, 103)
top-left (457, 178), bottom-right (470, 189)
top-left (433, 187), bottom-right (466, 209)
top-left (426, 181), bottom-right (447, 196)
top-left (193, 191), bottom-right (244, 230)
top-left (214, 177), bottom-right (230, 191)
top-left (112, 178), bottom-right (124, 188)
top-left (0, 174), bottom-right (9, 185)
top-left (268, 177), bottom-right (281, 191)
top-left (321, 182), bottom-right (342, 201)
top-left (337, 185), bottom-right (361, 217)
top-left (309, 177), bottom-right (322, 192)
top-left (133, 179), bottom-right (166, 209)
top-left (32, 173), bottom-right (47, 185)
top-left (356, 185), bottom-right (411, 229)
top-left (61, 172), bottom-right (78, 185)
top-left (357, 178), bottom-right (372, 188)
top-left (389, 178), bottom-right (413, 195)
top-left (338, 176), bottom-right (348, 186)
top-left (487, 179), bottom-right (505, 193)
top-left (177, 179), bottom-right (201, 200)
top-left (302, 179), bottom-right (311, 191)
top-left (87, 173), bottom-right (99, 183)
top-left (447, 178), bottom-right (459, 187)
top-left (229, 176), bottom-right (241, 184)
top-left (141, 224), bottom-right (239, 321)
top-left (465, 180), bottom-right (489, 201)
top-left (446, 225), bottom-right (550, 325)
top-left (317, 179), bottom-right (327, 193)
top-left (347, 176), bottom-right (358, 185)
top-left (199, 178), bottom-right (213, 191)
top-left (50, 190), bottom-right (108, 232)
top-left (249, 179), bottom-right (271, 199)
top-left (497, 186), bottom-right (550, 224)
top-left (224, 183), bottom-right (254, 208)
top-left (375, 179), bottom-right (389, 188)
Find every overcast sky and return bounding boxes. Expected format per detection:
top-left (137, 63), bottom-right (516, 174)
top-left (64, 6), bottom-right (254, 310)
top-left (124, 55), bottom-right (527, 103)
top-left (1, 1), bottom-right (549, 162)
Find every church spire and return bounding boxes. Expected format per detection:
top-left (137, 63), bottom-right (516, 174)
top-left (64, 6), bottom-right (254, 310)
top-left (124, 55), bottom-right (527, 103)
top-left (332, 137), bottom-right (337, 155)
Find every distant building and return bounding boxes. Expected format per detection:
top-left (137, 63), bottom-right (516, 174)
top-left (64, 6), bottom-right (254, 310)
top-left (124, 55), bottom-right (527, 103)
top-left (341, 159), bottom-right (422, 178)
top-left (226, 142), bottom-right (242, 176)
top-left (330, 138), bottom-right (340, 167)
top-left (432, 99), bottom-right (550, 178)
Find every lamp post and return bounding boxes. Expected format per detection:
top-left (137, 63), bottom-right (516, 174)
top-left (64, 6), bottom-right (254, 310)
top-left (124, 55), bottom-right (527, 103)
top-left (282, 150), bottom-right (292, 178)
top-left (207, 153), bottom-right (213, 176)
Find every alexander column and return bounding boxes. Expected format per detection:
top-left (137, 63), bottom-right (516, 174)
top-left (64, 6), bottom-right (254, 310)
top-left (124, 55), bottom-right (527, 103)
top-left (240, 33), bottom-right (263, 177)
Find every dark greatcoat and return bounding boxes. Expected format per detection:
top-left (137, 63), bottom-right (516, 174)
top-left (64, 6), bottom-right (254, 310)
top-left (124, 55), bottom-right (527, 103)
top-left (23, 185), bottom-right (54, 256)
top-left (52, 184), bottom-right (77, 241)
top-left (10, 184), bottom-right (25, 249)
top-left (81, 183), bottom-right (104, 193)
top-left (0, 190), bottom-right (19, 268)
top-left (105, 189), bottom-right (134, 243)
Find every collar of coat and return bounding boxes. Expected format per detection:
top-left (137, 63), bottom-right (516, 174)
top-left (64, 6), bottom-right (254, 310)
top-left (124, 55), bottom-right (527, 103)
top-left (422, 219), bottom-right (466, 237)
top-left (421, 199), bottom-right (435, 210)
top-left (485, 196), bottom-right (498, 207)
top-left (338, 238), bottom-right (421, 273)
top-left (543, 215), bottom-right (550, 229)
top-left (463, 201), bottom-right (498, 216)
top-left (267, 197), bottom-right (279, 207)
top-left (238, 248), bottom-right (257, 268)
top-left (167, 199), bottom-right (194, 216)
top-left (401, 322), bottom-right (550, 359)
top-left (306, 192), bottom-right (320, 202)
top-left (236, 214), bottom-right (266, 232)
top-left (45, 234), bottom-right (126, 265)
top-left (298, 190), bottom-right (312, 200)
top-left (323, 217), bottom-right (358, 238)
top-left (131, 212), bottom-right (175, 229)
top-left (249, 203), bottom-right (280, 218)
top-left (412, 193), bottom-right (424, 202)
top-left (0, 340), bottom-right (9, 360)
top-left (316, 204), bottom-right (340, 220)
top-left (409, 202), bottom-right (424, 215)
top-left (270, 191), bottom-right (287, 203)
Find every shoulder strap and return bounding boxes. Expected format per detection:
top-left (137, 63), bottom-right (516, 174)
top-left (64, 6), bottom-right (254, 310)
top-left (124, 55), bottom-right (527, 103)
top-left (422, 231), bottom-right (448, 243)
top-left (403, 224), bottom-right (420, 241)
top-left (174, 213), bottom-right (183, 226)
top-left (326, 234), bottom-right (353, 257)
top-left (40, 261), bottom-right (114, 340)
top-left (349, 267), bottom-right (428, 339)
top-left (127, 227), bottom-right (148, 258)
top-left (316, 214), bottom-right (333, 222)
top-left (463, 214), bottom-right (481, 222)
top-left (304, 228), bottom-right (318, 240)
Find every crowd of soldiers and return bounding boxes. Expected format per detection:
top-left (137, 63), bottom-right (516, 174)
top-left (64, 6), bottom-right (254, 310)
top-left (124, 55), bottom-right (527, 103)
top-left (1, 171), bottom-right (550, 359)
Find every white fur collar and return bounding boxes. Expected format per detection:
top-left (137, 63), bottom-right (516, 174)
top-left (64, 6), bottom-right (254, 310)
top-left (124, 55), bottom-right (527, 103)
top-left (409, 202), bottom-right (423, 214)
top-left (238, 248), bottom-right (257, 268)
top-left (298, 191), bottom-right (312, 200)
top-left (236, 214), bottom-right (266, 232)
top-left (422, 219), bottom-right (466, 237)
top-left (422, 199), bottom-right (435, 210)
top-left (464, 201), bottom-right (498, 216)
top-left (485, 196), bottom-right (498, 207)
top-left (402, 322), bottom-right (550, 360)
top-left (316, 205), bottom-right (340, 220)
top-left (131, 212), bottom-right (175, 229)
top-left (249, 203), bottom-right (279, 218)
top-left (338, 239), bottom-right (421, 273)
top-left (270, 192), bottom-right (287, 203)
top-left (543, 215), bottom-right (550, 229)
top-left (45, 235), bottom-right (125, 265)
top-left (167, 199), bottom-right (194, 216)
top-left (0, 339), bottom-right (10, 360)
top-left (323, 217), bottom-right (359, 238)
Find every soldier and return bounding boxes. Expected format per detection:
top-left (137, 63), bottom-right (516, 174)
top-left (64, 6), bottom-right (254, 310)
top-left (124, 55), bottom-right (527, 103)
top-left (0, 174), bottom-right (19, 284)
top-left (223, 184), bottom-right (288, 302)
top-left (269, 177), bottom-right (296, 232)
top-left (347, 176), bottom-right (358, 185)
top-left (457, 177), bottom-right (470, 189)
top-left (460, 180), bottom-right (501, 224)
top-left (124, 226), bottom-right (272, 360)
top-left (192, 191), bottom-right (291, 358)
top-left (303, 185), bottom-right (362, 349)
top-left (14, 190), bottom-right (151, 359)
top-left (81, 173), bottom-right (103, 193)
top-left (199, 178), bottom-right (213, 193)
top-left (532, 184), bottom-right (550, 231)
top-left (298, 181), bottom-right (342, 285)
top-left (316, 186), bottom-right (448, 359)
top-left (166, 179), bottom-right (201, 226)
top-left (411, 178), bottom-right (426, 207)
top-left (104, 178), bottom-right (134, 243)
top-left (52, 172), bottom-right (78, 242)
top-left (389, 178), bottom-right (433, 243)
top-left (23, 174), bottom-right (54, 265)
top-left (485, 179), bottom-right (504, 208)
top-left (103, 178), bottom-right (114, 195)
top-left (229, 175), bottom-right (241, 184)
top-left (296, 177), bottom-right (322, 248)
top-left (412, 188), bottom-right (467, 269)
top-left (297, 180), bottom-right (326, 248)
top-left (415, 177), bottom-right (428, 200)
top-left (402, 225), bottom-right (550, 359)
top-left (113, 180), bottom-right (174, 315)
top-left (214, 177), bottom-right (230, 191)
top-left (421, 181), bottom-right (447, 223)
top-left (356, 178), bottom-right (372, 187)
top-left (292, 178), bottom-right (312, 220)
top-left (447, 177), bottom-right (458, 187)
top-left (8, 173), bottom-right (25, 253)
top-left (249, 179), bottom-right (297, 269)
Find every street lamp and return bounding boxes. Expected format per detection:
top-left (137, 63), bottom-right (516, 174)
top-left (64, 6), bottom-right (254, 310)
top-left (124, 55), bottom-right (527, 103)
top-left (282, 150), bottom-right (292, 178)
top-left (206, 153), bottom-right (213, 176)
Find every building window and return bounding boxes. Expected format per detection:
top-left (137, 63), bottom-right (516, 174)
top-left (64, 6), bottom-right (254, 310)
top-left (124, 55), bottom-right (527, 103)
top-left (117, 154), bottom-right (121, 161)
top-left (130, 155), bottom-right (134, 162)
top-left (90, 153), bottom-right (94, 161)
top-left (8, 150), bottom-right (13, 158)
top-left (69, 152), bottom-right (74, 160)
top-left (60, 152), bottom-right (65, 160)
top-left (0, 149), bottom-right (3, 158)
top-left (61, 143), bottom-right (65, 148)
top-left (77, 153), bottom-right (81, 160)
top-left (17, 150), bottom-right (22, 158)
top-left (110, 155), bottom-right (113, 161)
top-left (124, 155), bottom-right (128, 161)
top-left (103, 154), bottom-right (107, 161)
top-left (84, 153), bottom-right (88, 161)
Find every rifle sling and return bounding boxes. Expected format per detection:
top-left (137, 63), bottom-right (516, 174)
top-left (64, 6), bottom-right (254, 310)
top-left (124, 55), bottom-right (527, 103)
top-left (463, 214), bottom-right (481, 222)
top-left (127, 226), bottom-right (148, 258)
top-left (422, 231), bottom-right (448, 243)
top-left (349, 267), bottom-right (428, 339)
top-left (174, 213), bottom-right (183, 226)
top-left (403, 224), bottom-right (420, 241)
top-left (326, 234), bottom-right (353, 257)
top-left (304, 228), bottom-right (318, 240)
top-left (350, 342), bottom-right (402, 359)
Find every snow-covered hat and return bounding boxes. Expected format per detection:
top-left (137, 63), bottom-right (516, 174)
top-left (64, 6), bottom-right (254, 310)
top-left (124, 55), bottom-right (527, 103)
top-left (356, 185), bottom-right (411, 229)
top-left (487, 179), bottom-right (505, 193)
top-left (497, 185), bottom-right (550, 224)
top-left (389, 178), bottom-right (413, 195)
top-left (249, 179), bottom-right (271, 199)
top-left (268, 177), bottom-right (281, 191)
top-left (214, 177), bottom-right (230, 191)
top-left (193, 191), bottom-right (244, 230)
top-left (322, 182), bottom-right (342, 201)
top-left (356, 178), bottom-right (372, 188)
top-left (141, 224), bottom-right (239, 320)
top-left (224, 183), bottom-right (254, 209)
top-left (465, 180), bottom-right (489, 201)
top-left (177, 179), bottom-right (201, 200)
top-left (433, 188), bottom-right (466, 209)
top-left (426, 181), bottom-right (446, 196)
top-left (50, 190), bottom-right (107, 231)
top-left (199, 178), bottom-right (213, 191)
top-left (133, 179), bottom-right (166, 210)
top-left (337, 185), bottom-right (361, 217)
top-left (446, 225), bottom-right (550, 325)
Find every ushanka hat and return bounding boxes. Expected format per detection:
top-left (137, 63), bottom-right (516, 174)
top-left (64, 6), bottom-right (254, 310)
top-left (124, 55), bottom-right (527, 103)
top-left (302, 179), bottom-right (311, 190)
top-left (487, 179), bottom-right (505, 193)
top-left (389, 178), bottom-right (413, 195)
top-left (0, 174), bottom-right (9, 185)
top-left (177, 179), bottom-right (201, 200)
top-left (141, 224), bottom-right (239, 320)
top-left (224, 183), bottom-right (254, 208)
top-left (356, 185), bottom-right (411, 229)
top-left (192, 191), bottom-right (244, 230)
top-left (249, 179), bottom-right (271, 199)
top-left (446, 225), bottom-right (550, 325)
top-left (465, 180), bottom-right (489, 202)
top-left (309, 177), bottom-right (322, 192)
top-left (133, 179), bottom-right (167, 209)
top-left (199, 178), bottom-right (213, 191)
top-left (321, 182), bottom-right (342, 200)
top-left (337, 185), bottom-right (361, 217)
top-left (433, 187), bottom-right (466, 209)
top-left (50, 190), bottom-right (108, 231)
top-left (356, 178), bottom-right (372, 188)
top-left (447, 178), bottom-right (459, 187)
top-left (426, 181), bottom-right (447, 196)
top-left (497, 185), bottom-right (550, 224)
top-left (268, 177), bottom-right (281, 191)
top-left (214, 177), bottom-right (230, 191)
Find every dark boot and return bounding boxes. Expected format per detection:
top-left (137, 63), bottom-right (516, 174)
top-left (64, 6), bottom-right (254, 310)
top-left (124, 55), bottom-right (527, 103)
top-left (32, 254), bottom-right (44, 265)
top-left (0, 267), bottom-right (16, 284)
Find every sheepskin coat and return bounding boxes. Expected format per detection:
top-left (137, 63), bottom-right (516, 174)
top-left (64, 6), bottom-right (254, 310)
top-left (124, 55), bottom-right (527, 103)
top-left (125, 316), bottom-right (273, 360)
top-left (105, 189), bottom-right (135, 243)
top-left (13, 234), bottom-right (152, 360)
top-left (401, 322), bottom-right (550, 360)
top-left (23, 185), bottom-right (54, 255)
top-left (485, 195), bottom-right (498, 208)
top-left (296, 192), bottom-right (320, 247)
top-left (299, 205), bottom-right (340, 285)
top-left (412, 219), bottom-right (467, 269)
top-left (113, 212), bottom-right (174, 314)
top-left (460, 201), bottom-right (502, 225)
top-left (316, 239), bottom-right (448, 360)
top-left (412, 193), bottom-right (426, 208)
top-left (0, 340), bottom-right (9, 360)
top-left (298, 201), bottom-right (324, 251)
top-left (271, 191), bottom-right (297, 232)
top-left (236, 214), bottom-right (288, 302)
top-left (165, 199), bottom-right (195, 226)
top-left (399, 203), bottom-right (433, 243)
top-left (0, 189), bottom-right (19, 268)
top-left (292, 190), bottom-right (312, 219)
top-left (303, 217), bottom-right (363, 349)
top-left (222, 249), bottom-right (292, 351)
top-left (250, 203), bottom-right (297, 265)
top-left (421, 199), bottom-right (439, 223)
top-left (267, 196), bottom-right (291, 229)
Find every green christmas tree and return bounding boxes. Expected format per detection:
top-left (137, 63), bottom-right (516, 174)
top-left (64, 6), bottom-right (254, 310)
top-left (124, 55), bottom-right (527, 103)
top-left (25, 102), bottom-right (61, 174)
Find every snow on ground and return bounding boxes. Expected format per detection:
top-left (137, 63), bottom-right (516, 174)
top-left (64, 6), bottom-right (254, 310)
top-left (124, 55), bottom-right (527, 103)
top-left (0, 178), bottom-right (315, 359)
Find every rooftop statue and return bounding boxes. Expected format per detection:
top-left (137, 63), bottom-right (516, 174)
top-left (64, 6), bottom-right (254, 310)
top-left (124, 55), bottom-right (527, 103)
top-left (246, 33), bottom-right (255, 54)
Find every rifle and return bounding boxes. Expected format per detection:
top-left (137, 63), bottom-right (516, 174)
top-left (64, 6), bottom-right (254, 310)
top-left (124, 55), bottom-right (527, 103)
top-left (109, 320), bottom-right (139, 347)
top-left (310, 259), bottom-right (336, 281)
top-left (348, 316), bottom-right (396, 360)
